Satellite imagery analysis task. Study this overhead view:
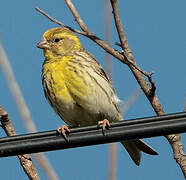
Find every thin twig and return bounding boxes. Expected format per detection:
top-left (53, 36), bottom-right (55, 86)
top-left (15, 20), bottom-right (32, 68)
top-left (0, 106), bottom-right (40, 180)
top-left (0, 43), bottom-right (59, 180)
top-left (35, 7), bottom-right (86, 36)
top-left (35, 7), bottom-right (65, 26)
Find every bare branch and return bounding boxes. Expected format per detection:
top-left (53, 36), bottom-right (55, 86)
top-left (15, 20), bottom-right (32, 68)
top-left (166, 134), bottom-right (186, 177)
top-left (0, 106), bottom-right (40, 180)
top-left (110, 0), bottom-right (128, 57)
top-left (0, 43), bottom-right (59, 180)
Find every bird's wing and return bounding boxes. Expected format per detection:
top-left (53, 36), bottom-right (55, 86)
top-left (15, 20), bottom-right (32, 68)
top-left (67, 50), bottom-right (123, 121)
top-left (85, 50), bottom-right (122, 115)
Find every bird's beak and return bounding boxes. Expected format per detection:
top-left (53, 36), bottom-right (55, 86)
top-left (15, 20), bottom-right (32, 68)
top-left (37, 37), bottom-right (50, 49)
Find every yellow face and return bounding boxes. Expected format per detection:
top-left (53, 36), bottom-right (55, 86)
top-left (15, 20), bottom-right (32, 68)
top-left (37, 27), bottom-right (82, 58)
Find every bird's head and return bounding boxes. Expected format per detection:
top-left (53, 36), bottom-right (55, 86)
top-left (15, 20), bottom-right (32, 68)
top-left (37, 27), bottom-right (82, 58)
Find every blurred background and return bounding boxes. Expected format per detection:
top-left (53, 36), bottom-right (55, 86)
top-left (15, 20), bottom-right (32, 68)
top-left (0, 0), bottom-right (186, 179)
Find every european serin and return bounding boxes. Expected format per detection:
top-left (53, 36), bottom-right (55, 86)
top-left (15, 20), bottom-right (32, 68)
top-left (37, 27), bottom-right (158, 165)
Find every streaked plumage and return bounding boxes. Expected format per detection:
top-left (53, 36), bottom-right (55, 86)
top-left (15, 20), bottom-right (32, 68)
top-left (38, 27), bottom-right (158, 165)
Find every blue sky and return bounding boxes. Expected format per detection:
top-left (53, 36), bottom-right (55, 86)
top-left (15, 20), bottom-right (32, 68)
top-left (0, 0), bottom-right (186, 179)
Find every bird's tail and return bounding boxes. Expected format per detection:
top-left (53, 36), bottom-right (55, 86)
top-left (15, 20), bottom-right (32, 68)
top-left (121, 139), bottom-right (158, 166)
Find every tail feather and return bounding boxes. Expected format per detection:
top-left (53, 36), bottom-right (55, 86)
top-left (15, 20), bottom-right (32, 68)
top-left (133, 139), bottom-right (158, 155)
top-left (121, 141), bottom-right (141, 166)
top-left (121, 140), bottom-right (158, 166)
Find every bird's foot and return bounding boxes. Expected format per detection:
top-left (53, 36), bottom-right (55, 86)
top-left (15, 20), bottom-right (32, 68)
top-left (57, 125), bottom-right (70, 142)
top-left (97, 119), bottom-right (111, 135)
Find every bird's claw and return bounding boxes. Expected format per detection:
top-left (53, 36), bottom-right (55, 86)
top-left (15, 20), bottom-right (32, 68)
top-left (97, 119), bottom-right (111, 136)
top-left (57, 125), bottom-right (70, 142)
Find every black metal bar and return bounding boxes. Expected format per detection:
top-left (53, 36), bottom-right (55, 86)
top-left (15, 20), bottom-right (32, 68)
top-left (0, 112), bottom-right (185, 144)
top-left (0, 113), bottom-right (186, 157)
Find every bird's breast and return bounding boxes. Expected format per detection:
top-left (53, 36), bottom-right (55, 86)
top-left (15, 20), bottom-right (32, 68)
top-left (42, 58), bottom-right (74, 104)
top-left (42, 56), bottom-right (92, 105)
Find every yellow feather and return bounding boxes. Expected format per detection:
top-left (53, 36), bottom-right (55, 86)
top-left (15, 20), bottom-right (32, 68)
top-left (42, 55), bottom-right (91, 104)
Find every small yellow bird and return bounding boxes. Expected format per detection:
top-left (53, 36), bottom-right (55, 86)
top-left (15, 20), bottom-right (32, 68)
top-left (37, 27), bottom-right (158, 165)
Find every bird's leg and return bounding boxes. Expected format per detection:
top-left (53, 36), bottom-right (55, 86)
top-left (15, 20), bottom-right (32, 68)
top-left (57, 125), bottom-right (70, 142)
top-left (97, 119), bottom-right (111, 135)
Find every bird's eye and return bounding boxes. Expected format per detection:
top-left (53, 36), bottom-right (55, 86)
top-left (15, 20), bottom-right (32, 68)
top-left (54, 38), bottom-right (60, 43)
